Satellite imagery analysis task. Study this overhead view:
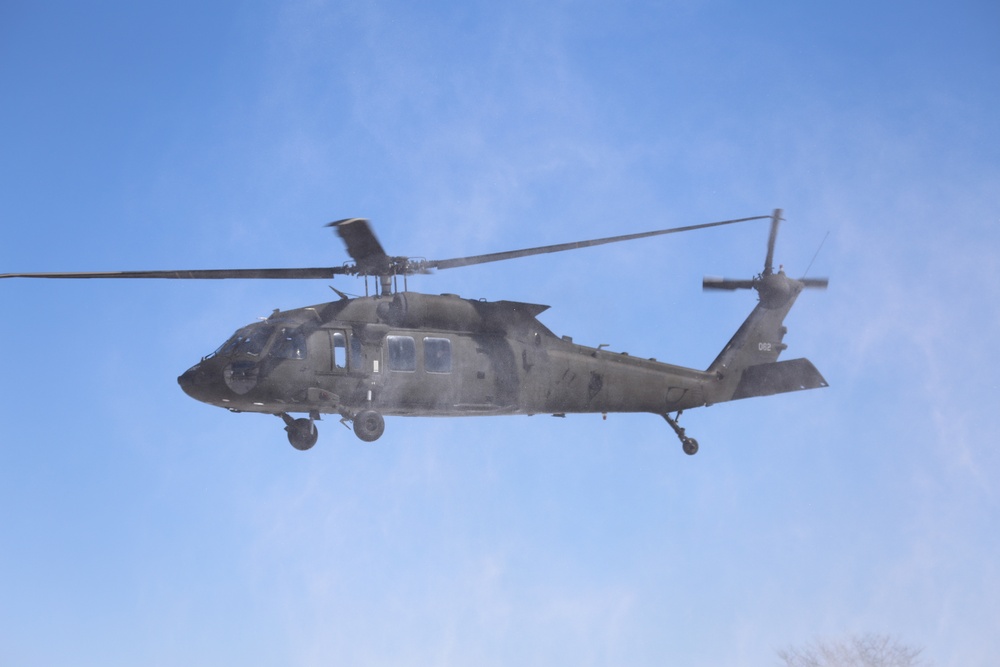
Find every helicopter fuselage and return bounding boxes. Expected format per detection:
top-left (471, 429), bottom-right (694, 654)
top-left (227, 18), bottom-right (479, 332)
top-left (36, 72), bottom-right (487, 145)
top-left (178, 291), bottom-right (717, 422)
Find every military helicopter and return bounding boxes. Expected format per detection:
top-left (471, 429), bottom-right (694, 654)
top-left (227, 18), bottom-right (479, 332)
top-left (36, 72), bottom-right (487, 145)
top-left (1, 209), bottom-right (827, 454)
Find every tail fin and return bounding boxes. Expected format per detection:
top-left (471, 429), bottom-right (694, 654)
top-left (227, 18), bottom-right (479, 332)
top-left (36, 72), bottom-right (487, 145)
top-left (701, 210), bottom-right (828, 404)
top-left (706, 272), bottom-right (827, 403)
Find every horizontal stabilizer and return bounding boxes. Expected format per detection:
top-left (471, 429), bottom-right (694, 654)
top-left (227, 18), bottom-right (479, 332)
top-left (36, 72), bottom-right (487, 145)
top-left (731, 358), bottom-right (828, 401)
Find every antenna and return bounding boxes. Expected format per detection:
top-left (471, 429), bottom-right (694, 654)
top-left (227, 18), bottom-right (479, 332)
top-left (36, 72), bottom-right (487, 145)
top-left (801, 231), bottom-right (830, 279)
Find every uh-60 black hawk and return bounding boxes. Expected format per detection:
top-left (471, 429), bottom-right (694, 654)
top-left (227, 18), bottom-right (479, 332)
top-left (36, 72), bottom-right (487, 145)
top-left (2, 209), bottom-right (827, 455)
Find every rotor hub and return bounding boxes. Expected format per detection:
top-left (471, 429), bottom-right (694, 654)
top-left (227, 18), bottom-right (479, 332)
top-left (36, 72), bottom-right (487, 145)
top-left (756, 271), bottom-right (796, 309)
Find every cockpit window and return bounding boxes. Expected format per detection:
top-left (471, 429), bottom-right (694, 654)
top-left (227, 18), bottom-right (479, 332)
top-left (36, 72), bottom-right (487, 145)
top-left (213, 325), bottom-right (276, 358)
top-left (210, 324), bottom-right (310, 360)
top-left (239, 325), bottom-right (274, 357)
top-left (213, 333), bottom-right (242, 358)
top-left (271, 327), bottom-right (307, 360)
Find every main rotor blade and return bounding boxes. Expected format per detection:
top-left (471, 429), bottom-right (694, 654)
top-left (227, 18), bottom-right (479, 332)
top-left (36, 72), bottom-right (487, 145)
top-left (0, 267), bottom-right (348, 280)
top-left (800, 277), bottom-right (829, 288)
top-left (425, 215), bottom-right (770, 271)
top-left (3, 214), bottom-right (775, 282)
top-left (327, 218), bottom-right (391, 274)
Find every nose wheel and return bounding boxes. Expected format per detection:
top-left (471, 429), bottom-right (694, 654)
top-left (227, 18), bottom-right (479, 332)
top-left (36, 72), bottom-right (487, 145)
top-left (662, 412), bottom-right (699, 456)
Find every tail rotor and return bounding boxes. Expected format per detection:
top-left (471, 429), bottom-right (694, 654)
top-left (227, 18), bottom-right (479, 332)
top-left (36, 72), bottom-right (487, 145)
top-left (702, 209), bottom-right (828, 307)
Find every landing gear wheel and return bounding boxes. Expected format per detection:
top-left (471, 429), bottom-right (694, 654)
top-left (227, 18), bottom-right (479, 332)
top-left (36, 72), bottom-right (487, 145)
top-left (682, 438), bottom-right (699, 456)
top-left (285, 417), bottom-right (318, 451)
top-left (662, 412), bottom-right (700, 456)
top-left (353, 410), bottom-right (385, 442)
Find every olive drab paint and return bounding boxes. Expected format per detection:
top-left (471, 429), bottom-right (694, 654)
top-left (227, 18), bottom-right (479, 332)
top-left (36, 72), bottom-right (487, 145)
top-left (5, 210), bottom-right (828, 454)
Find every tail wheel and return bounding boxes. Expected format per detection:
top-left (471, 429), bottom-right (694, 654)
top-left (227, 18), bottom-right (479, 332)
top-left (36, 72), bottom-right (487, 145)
top-left (353, 410), bottom-right (385, 442)
top-left (663, 412), bottom-right (699, 456)
top-left (285, 417), bottom-right (319, 451)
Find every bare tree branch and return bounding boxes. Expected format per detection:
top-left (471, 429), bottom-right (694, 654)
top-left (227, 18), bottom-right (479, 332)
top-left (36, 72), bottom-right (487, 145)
top-left (776, 633), bottom-right (927, 667)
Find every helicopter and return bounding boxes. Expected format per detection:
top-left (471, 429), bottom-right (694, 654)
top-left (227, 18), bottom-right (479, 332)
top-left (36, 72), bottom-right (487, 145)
top-left (1, 209), bottom-right (827, 455)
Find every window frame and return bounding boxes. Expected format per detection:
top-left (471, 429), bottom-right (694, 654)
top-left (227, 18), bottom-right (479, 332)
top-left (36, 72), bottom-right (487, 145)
top-left (271, 326), bottom-right (308, 360)
top-left (386, 335), bottom-right (417, 372)
top-left (423, 336), bottom-right (452, 374)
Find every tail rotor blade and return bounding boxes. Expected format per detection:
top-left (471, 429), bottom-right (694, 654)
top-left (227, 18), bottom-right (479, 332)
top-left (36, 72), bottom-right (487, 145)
top-left (703, 276), bottom-right (756, 291)
top-left (703, 209), bottom-right (829, 296)
top-left (764, 208), bottom-right (782, 275)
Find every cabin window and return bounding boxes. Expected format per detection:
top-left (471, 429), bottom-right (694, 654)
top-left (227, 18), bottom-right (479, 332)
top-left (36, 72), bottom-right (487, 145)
top-left (271, 327), bottom-right (307, 360)
top-left (332, 331), bottom-right (347, 368)
top-left (386, 335), bottom-right (416, 372)
top-left (424, 337), bottom-right (452, 373)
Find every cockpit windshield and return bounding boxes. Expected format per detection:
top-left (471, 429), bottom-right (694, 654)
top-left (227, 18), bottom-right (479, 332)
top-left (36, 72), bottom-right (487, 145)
top-left (210, 325), bottom-right (276, 359)
top-left (241, 325), bottom-right (275, 356)
top-left (211, 333), bottom-right (241, 358)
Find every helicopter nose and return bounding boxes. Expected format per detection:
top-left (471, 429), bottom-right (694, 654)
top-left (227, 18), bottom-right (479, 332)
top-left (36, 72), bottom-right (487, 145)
top-left (178, 363), bottom-right (211, 400)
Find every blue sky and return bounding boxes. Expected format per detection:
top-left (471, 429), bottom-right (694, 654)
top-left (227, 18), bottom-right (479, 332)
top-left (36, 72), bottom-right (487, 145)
top-left (2, 1), bottom-right (998, 665)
